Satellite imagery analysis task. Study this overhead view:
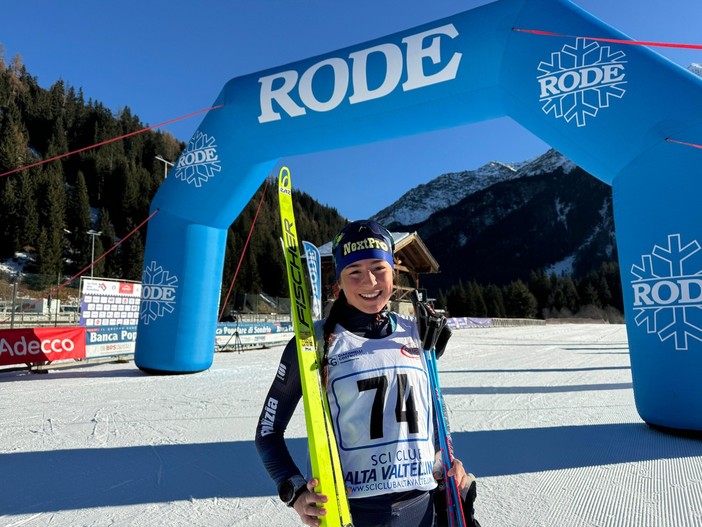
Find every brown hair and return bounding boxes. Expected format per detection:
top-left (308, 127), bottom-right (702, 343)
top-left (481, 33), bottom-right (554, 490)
top-left (320, 289), bottom-right (348, 389)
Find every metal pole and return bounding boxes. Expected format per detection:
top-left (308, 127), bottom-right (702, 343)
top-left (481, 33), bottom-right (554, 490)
top-left (10, 275), bottom-right (17, 329)
top-left (155, 155), bottom-right (174, 179)
top-left (87, 230), bottom-right (102, 278)
top-left (54, 272), bottom-right (60, 327)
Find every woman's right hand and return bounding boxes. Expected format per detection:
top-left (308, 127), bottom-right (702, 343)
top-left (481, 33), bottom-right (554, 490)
top-left (292, 478), bottom-right (328, 526)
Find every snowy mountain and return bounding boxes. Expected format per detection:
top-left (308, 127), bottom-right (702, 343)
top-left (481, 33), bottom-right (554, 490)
top-left (688, 63), bottom-right (702, 77)
top-left (372, 149), bottom-right (576, 228)
top-left (372, 149), bottom-right (614, 291)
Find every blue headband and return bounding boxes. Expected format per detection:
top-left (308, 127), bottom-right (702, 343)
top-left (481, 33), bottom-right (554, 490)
top-left (332, 221), bottom-right (394, 278)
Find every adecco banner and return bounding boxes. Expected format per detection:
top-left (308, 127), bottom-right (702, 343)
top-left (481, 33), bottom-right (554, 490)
top-left (0, 327), bottom-right (86, 366)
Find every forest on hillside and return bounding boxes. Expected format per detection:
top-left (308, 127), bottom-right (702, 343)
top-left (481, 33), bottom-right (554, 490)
top-left (0, 51), bottom-right (346, 308)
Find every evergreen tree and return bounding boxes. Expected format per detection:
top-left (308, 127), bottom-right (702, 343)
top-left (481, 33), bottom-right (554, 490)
top-left (36, 126), bottom-right (68, 279)
top-left (561, 276), bottom-right (580, 313)
top-left (37, 173), bottom-right (65, 276)
top-left (600, 262), bottom-right (623, 312)
top-left (0, 44), bottom-right (7, 89)
top-left (0, 178), bottom-right (19, 258)
top-left (15, 171), bottom-right (39, 249)
top-left (548, 274), bottom-right (565, 313)
top-left (33, 228), bottom-right (58, 288)
top-left (49, 80), bottom-right (67, 122)
top-left (120, 220), bottom-right (144, 281)
top-left (240, 248), bottom-right (262, 294)
top-left (220, 231), bottom-right (243, 312)
top-left (528, 269), bottom-right (552, 316)
top-left (483, 284), bottom-right (506, 318)
top-left (597, 273), bottom-right (613, 308)
top-left (446, 281), bottom-right (468, 316)
top-left (546, 275), bottom-right (580, 316)
top-left (436, 290), bottom-right (449, 313)
top-left (463, 281), bottom-right (477, 316)
top-left (0, 102), bottom-right (29, 172)
top-left (96, 208), bottom-right (116, 277)
top-left (66, 171), bottom-right (92, 270)
top-left (90, 235), bottom-right (106, 278)
top-left (503, 279), bottom-right (538, 318)
top-left (469, 281), bottom-right (487, 317)
top-left (580, 281), bottom-right (600, 307)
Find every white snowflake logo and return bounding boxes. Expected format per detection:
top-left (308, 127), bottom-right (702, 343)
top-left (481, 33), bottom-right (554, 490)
top-left (630, 234), bottom-right (702, 350)
top-left (537, 38), bottom-right (627, 127)
top-left (140, 261), bottom-right (179, 325)
top-left (174, 131), bottom-right (222, 187)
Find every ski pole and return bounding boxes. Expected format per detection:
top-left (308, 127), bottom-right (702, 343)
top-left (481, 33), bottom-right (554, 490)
top-left (412, 291), bottom-right (466, 527)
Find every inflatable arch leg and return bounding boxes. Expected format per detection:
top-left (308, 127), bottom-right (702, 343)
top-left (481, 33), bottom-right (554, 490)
top-left (612, 144), bottom-right (702, 433)
top-left (136, 210), bottom-right (228, 373)
top-left (135, 0), bottom-right (702, 432)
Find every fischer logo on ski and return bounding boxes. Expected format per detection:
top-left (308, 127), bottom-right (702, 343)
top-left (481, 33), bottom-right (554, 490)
top-left (281, 216), bottom-right (313, 336)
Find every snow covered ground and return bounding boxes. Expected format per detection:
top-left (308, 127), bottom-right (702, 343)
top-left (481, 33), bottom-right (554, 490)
top-left (2, 324), bottom-right (701, 526)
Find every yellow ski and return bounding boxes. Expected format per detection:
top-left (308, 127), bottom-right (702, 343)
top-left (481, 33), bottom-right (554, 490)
top-left (278, 166), bottom-right (353, 527)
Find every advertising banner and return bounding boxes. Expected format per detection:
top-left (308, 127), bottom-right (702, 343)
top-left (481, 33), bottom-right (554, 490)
top-left (447, 317), bottom-right (493, 329)
top-left (0, 327), bottom-right (86, 366)
top-left (81, 278), bottom-right (140, 357)
top-left (215, 321), bottom-right (294, 348)
top-left (84, 326), bottom-right (138, 358)
top-left (80, 278), bottom-right (141, 327)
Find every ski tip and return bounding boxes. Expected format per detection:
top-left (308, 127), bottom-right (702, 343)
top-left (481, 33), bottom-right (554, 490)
top-left (278, 166), bottom-right (292, 194)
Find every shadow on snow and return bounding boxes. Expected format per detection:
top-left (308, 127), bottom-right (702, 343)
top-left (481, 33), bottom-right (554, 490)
top-left (441, 382), bottom-right (633, 395)
top-left (3, 422), bottom-right (702, 514)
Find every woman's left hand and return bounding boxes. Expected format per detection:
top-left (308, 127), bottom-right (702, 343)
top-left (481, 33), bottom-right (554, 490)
top-left (446, 458), bottom-right (473, 492)
top-left (447, 458), bottom-right (480, 525)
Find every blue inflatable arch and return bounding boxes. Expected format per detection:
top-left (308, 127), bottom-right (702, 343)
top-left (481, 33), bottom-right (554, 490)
top-left (135, 0), bottom-right (702, 432)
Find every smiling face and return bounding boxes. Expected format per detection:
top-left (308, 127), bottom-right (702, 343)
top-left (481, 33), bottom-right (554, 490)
top-left (338, 258), bottom-right (394, 314)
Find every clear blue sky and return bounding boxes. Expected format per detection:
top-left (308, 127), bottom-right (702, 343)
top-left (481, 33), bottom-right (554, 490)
top-left (2, 0), bottom-right (700, 220)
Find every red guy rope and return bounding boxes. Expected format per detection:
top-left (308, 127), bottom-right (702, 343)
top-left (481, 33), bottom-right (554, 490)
top-left (218, 178), bottom-right (271, 321)
top-left (665, 138), bottom-right (702, 150)
top-left (512, 28), bottom-right (702, 50)
top-left (0, 104), bottom-right (223, 179)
